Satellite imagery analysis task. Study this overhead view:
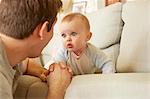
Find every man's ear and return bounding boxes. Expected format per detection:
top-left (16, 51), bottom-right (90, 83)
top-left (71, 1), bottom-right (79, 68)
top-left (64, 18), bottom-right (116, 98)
top-left (38, 21), bottom-right (49, 40)
top-left (86, 32), bottom-right (92, 41)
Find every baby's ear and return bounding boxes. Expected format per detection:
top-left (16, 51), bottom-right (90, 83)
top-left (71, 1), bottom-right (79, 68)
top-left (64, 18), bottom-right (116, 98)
top-left (86, 32), bottom-right (92, 41)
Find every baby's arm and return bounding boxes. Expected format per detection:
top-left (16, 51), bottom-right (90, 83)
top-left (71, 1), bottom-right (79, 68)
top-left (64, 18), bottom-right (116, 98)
top-left (23, 58), bottom-right (49, 82)
top-left (44, 46), bottom-right (68, 69)
top-left (95, 50), bottom-right (115, 74)
top-left (101, 59), bottom-right (115, 74)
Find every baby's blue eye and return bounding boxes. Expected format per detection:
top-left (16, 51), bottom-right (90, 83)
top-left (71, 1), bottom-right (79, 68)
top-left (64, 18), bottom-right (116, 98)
top-left (71, 32), bottom-right (77, 36)
top-left (61, 33), bottom-right (66, 38)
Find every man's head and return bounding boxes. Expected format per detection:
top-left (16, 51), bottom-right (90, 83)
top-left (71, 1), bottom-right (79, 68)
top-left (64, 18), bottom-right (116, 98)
top-left (60, 13), bottom-right (92, 53)
top-left (0, 0), bottom-right (62, 39)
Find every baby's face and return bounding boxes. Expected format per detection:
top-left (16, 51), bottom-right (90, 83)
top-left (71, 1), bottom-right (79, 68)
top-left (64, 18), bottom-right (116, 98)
top-left (60, 18), bottom-right (89, 53)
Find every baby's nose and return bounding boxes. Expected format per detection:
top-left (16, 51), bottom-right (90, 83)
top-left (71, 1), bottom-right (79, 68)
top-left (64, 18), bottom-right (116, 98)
top-left (66, 36), bottom-right (71, 41)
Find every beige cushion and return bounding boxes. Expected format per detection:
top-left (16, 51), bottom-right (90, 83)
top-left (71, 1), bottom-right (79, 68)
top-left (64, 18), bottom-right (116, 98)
top-left (27, 82), bottom-right (48, 99)
top-left (87, 2), bottom-right (123, 49)
top-left (14, 75), bottom-right (48, 99)
top-left (117, 0), bottom-right (150, 72)
top-left (65, 74), bottom-right (150, 99)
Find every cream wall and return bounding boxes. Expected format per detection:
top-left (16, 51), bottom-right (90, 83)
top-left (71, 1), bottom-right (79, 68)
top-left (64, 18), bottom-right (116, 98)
top-left (61, 0), bottom-right (105, 14)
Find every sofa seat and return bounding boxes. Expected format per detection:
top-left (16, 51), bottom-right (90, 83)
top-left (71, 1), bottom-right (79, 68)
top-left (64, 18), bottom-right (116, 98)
top-left (14, 73), bottom-right (150, 99)
top-left (14, 75), bottom-right (48, 99)
top-left (65, 73), bottom-right (150, 99)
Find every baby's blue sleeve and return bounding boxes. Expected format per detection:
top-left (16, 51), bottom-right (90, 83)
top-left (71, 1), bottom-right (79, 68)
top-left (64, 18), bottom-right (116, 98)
top-left (44, 47), bottom-right (68, 69)
top-left (53, 47), bottom-right (68, 63)
top-left (94, 49), bottom-right (115, 74)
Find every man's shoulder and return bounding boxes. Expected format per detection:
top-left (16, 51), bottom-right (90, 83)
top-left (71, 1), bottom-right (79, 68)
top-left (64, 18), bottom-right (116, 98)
top-left (0, 71), bottom-right (13, 99)
top-left (0, 38), bottom-right (4, 54)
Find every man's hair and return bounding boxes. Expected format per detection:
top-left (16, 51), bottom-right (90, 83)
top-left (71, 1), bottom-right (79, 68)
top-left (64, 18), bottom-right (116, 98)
top-left (0, 0), bottom-right (62, 39)
top-left (62, 13), bottom-right (90, 31)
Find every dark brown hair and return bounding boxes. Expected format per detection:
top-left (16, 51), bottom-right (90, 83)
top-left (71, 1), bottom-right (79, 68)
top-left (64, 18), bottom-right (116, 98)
top-left (0, 0), bottom-right (62, 39)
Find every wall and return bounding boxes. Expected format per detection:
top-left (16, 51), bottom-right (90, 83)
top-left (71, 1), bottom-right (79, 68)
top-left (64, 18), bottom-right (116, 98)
top-left (61, 0), bottom-right (106, 14)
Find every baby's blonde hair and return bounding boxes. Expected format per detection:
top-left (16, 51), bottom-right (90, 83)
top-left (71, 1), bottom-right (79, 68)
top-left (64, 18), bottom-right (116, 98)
top-left (61, 13), bottom-right (90, 31)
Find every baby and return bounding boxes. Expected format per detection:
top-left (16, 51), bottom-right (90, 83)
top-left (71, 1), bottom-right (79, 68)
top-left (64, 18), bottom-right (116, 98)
top-left (47, 13), bottom-right (115, 75)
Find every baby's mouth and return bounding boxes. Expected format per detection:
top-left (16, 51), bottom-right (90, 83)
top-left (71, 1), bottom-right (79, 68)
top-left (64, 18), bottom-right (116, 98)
top-left (67, 43), bottom-right (73, 48)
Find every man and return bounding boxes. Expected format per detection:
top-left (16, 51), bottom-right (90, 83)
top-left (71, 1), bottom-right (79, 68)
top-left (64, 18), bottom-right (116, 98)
top-left (0, 0), bottom-right (72, 99)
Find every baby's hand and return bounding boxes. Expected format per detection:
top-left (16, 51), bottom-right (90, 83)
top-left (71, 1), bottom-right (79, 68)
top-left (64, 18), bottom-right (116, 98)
top-left (40, 69), bottom-right (49, 82)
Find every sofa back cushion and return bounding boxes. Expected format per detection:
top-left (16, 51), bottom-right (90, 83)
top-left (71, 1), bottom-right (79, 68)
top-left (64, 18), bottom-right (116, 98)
top-left (86, 2), bottom-right (123, 49)
top-left (117, 0), bottom-right (150, 72)
top-left (86, 2), bottom-right (123, 67)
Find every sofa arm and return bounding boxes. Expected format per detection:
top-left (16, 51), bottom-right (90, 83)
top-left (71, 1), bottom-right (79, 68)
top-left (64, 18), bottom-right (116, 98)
top-left (14, 75), bottom-right (48, 99)
top-left (14, 73), bottom-right (150, 99)
top-left (65, 73), bottom-right (150, 99)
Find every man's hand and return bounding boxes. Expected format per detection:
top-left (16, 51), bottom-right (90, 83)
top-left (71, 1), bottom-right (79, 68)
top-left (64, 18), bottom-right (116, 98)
top-left (47, 62), bottom-right (72, 99)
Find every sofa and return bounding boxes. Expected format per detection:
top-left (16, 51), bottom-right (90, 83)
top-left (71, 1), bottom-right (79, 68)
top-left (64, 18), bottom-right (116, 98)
top-left (14, 0), bottom-right (150, 99)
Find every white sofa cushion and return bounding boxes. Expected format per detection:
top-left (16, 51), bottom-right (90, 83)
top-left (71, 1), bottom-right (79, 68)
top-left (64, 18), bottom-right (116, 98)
top-left (117, 0), bottom-right (150, 72)
top-left (65, 74), bottom-right (150, 99)
top-left (87, 2), bottom-right (123, 49)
